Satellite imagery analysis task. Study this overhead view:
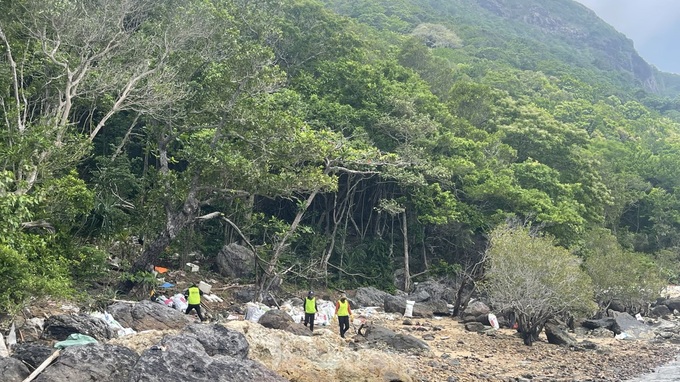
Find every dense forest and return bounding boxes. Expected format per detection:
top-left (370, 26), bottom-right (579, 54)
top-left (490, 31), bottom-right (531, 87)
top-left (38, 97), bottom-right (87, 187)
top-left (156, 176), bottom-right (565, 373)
top-left (2, 0), bottom-right (680, 317)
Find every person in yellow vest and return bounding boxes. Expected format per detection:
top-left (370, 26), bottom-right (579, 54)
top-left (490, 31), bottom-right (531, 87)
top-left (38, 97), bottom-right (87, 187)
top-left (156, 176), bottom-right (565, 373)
top-left (334, 293), bottom-right (353, 338)
top-left (303, 291), bottom-right (318, 332)
top-left (184, 283), bottom-right (205, 322)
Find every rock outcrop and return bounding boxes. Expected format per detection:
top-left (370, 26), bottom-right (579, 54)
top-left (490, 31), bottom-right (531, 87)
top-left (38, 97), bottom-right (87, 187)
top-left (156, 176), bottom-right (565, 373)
top-left (108, 300), bottom-right (189, 331)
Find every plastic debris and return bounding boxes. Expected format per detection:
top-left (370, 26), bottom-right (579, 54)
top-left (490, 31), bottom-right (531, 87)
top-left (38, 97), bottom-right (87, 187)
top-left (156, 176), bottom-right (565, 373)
top-left (54, 333), bottom-right (98, 349)
top-left (404, 300), bottom-right (415, 318)
top-left (488, 313), bottom-right (499, 329)
top-left (0, 332), bottom-right (8, 357)
top-left (198, 281), bottom-right (212, 294)
top-left (7, 323), bottom-right (16, 348)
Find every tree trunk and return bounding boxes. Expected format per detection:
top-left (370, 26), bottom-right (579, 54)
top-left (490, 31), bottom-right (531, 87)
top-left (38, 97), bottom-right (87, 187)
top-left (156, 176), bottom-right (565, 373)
top-left (117, 191), bottom-right (200, 294)
top-left (402, 210), bottom-right (411, 292)
top-left (257, 190), bottom-right (318, 300)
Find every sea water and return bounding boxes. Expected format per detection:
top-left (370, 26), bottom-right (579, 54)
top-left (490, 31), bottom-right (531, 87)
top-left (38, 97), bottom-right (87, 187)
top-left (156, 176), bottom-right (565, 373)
top-left (627, 356), bottom-right (680, 381)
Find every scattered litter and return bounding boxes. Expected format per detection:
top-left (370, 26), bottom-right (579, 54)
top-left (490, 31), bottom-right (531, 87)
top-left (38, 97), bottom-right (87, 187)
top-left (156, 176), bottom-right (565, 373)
top-left (7, 323), bottom-right (16, 348)
top-left (635, 313), bottom-right (643, 321)
top-left (185, 263), bottom-right (199, 272)
top-left (354, 307), bottom-right (380, 317)
top-left (404, 300), bottom-right (415, 318)
top-left (615, 332), bottom-right (633, 340)
top-left (154, 266), bottom-right (169, 274)
top-left (0, 332), bottom-right (8, 357)
top-left (91, 311), bottom-right (136, 337)
top-left (245, 302), bottom-right (270, 322)
top-left (226, 314), bottom-right (240, 320)
top-left (488, 313), bottom-right (499, 330)
top-left (198, 281), bottom-right (212, 294)
top-left (54, 333), bottom-right (98, 349)
top-left (171, 294), bottom-right (188, 312)
top-left (202, 294), bottom-right (223, 303)
top-left (159, 282), bottom-right (175, 289)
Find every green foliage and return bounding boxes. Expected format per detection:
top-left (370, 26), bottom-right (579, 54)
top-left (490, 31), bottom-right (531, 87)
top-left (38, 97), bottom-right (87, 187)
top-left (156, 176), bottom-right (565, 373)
top-left (410, 23), bottom-right (462, 48)
top-left (429, 260), bottom-right (462, 278)
top-left (3, 0), bottom-right (680, 302)
top-left (0, 245), bottom-right (35, 312)
top-left (483, 223), bottom-right (595, 345)
top-left (582, 229), bottom-right (666, 312)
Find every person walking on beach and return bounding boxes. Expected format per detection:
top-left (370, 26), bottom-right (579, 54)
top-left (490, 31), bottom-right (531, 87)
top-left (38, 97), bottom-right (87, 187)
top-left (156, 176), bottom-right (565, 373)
top-left (184, 283), bottom-right (205, 322)
top-left (335, 293), bottom-right (353, 338)
top-left (304, 291), bottom-right (318, 332)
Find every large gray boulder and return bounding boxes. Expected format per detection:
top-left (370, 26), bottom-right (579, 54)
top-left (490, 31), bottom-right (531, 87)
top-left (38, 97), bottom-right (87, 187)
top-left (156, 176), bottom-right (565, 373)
top-left (384, 295), bottom-right (433, 318)
top-left (651, 304), bottom-right (672, 318)
top-left (10, 342), bottom-right (53, 369)
top-left (258, 309), bottom-right (312, 337)
top-left (354, 287), bottom-right (390, 308)
top-left (661, 297), bottom-right (680, 312)
top-left (411, 281), bottom-right (456, 304)
top-left (34, 344), bottom-right (138, 382)
top-left (463, 301), bottom-right (490, 317)
top-left (582, 317), bottom-right (618, 333)
top-left (359, 324), bottom-right (429, 353)
top-left (612, 311), bottom-right (654, 339)
top-left (128, 324), bottom-right (286, 382)
top-left (42, 314), bottom-right (115, 341)
top-left (215, 243), bottom-right (256, 279)
top-left (108, 300), bottom-right (189, 331)
top-left (544, 321), bottom-right (577, 346)
top-left (183, 324), bottom-right (250, 358)
top-left (0, 357), bottom-right (30, 382)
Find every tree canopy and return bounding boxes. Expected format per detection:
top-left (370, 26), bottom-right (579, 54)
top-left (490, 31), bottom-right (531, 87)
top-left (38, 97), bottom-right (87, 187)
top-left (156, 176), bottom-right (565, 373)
top-left (1, 0), bottom-right (679, 314)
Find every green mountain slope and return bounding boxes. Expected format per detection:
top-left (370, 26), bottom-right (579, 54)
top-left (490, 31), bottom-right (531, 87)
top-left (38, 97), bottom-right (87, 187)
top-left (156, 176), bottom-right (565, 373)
top-left (322, 0), bottom-right (680, 97)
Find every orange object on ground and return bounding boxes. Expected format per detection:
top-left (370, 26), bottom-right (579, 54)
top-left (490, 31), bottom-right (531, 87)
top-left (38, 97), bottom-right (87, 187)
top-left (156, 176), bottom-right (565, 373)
top-left (154, 266), bottom-right (169, 274)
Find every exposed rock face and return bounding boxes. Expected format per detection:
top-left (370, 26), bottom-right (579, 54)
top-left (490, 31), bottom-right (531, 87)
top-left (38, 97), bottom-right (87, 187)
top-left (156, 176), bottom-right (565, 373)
top-left (34, 344), bottom-right (138, 382)
top-left (10, 342), bottom-right (53, 369)
top-left (354, 286), bottom-right (390, 307)
top-left (215, 243), bottom-right (255, 279)
top-left (108, 300), bottom-right (189, 331)
top-left (0, 357), bottom-right (30, 382)
top-left (225, 320), bottom-right (415, 382)
top-left (412, 281), bottom-right (456, 304)
top-left (42, 314), bottom-right (115, 341)
top-left (612, 312), bottom-right (654, 340)
top-left (183, 324), bottom-right (250, 358)
top-left (359, 324), bottom-right (430, 353)
top-left (128, 324), bottom-right (286, 382)
top-left (474, 0), bottom-right (659, 93)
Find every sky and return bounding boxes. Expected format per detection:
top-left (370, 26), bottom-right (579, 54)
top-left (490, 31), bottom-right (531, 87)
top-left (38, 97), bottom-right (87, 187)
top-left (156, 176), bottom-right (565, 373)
top-left (574, 0), bottom-right (680, 74)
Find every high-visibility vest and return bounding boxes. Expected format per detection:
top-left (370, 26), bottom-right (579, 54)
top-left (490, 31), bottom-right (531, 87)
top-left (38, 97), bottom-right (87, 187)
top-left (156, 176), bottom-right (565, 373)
top-left (305, 297), bottom-right (317, 314)
top-left (187, 286), bottom-right (201, 305)
top-left (337, 300), bottom-right (349, 316)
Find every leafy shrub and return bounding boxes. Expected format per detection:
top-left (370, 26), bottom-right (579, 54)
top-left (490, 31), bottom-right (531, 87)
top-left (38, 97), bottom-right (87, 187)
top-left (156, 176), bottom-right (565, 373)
top-left (582, 229), bottom-right (666, 313)
top-left (483, 223), bottom-right (595, 345)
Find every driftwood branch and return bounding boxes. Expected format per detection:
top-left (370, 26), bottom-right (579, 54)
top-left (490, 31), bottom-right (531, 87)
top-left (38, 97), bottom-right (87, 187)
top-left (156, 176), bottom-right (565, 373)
top-left (22, 349), bottom-right (61, 382)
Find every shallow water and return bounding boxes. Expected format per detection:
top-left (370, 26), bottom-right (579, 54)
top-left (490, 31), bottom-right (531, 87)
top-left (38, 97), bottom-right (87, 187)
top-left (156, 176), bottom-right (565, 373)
top-left (627, 356), bottom-right (680, 381)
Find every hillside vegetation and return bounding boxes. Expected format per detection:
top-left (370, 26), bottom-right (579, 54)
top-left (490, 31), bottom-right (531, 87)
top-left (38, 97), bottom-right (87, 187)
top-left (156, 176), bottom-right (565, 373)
top-left (1, 0), bottom-right (680, 317)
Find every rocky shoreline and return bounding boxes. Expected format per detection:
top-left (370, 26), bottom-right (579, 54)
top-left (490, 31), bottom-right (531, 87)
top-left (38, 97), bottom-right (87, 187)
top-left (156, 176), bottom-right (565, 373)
top-left (392, 319), bottom-right (680, 382)
top-left (3, 282), bottom-right (680, 381)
